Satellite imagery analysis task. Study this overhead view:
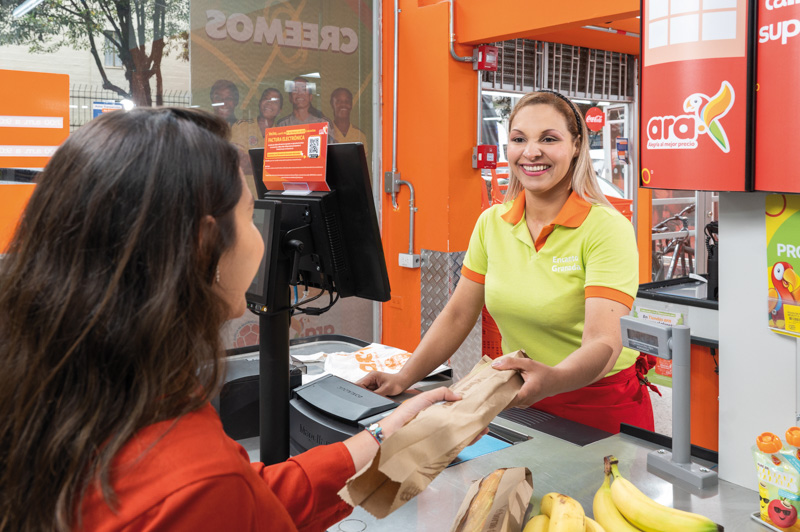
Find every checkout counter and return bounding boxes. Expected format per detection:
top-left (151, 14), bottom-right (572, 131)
top-left (221, 335), bottom-right (764, 532)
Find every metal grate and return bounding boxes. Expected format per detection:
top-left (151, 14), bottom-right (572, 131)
top-left (483, 39), bottom-right (635, 102)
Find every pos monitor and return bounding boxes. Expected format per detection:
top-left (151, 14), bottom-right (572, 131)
top-left (247, 142), bottom-right (390, 311)
top-left (246, 142), bottom-right (391, 465)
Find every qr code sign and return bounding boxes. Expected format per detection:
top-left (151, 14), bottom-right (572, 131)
top-left (308, 136), bottom-right (321, 158)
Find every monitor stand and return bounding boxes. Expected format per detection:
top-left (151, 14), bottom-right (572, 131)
top-left (259, 256), bottom-right (291, 465)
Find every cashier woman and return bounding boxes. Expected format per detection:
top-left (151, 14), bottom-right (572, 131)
top-left (0, 108), bottom-right (460, 531)
top-left (359, 91), bottom-right (655, 434)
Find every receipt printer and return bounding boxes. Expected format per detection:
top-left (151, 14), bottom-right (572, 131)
top-left (289, 374), bottom-right (398, 453)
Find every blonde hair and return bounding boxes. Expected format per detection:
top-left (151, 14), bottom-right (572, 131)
top-left (505, 91), bottom-right (611, 207)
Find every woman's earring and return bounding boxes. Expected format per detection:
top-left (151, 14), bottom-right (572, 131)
top-left (216, 267), bottom-right (220, 284)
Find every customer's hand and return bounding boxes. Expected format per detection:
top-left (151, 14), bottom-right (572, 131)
top-left (357, 370), bottom-right (410, 397)
top-left (378, 387), bottom-right (461, 438)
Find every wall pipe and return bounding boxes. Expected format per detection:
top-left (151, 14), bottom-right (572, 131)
top-left (449, 0), bottom-right (474, 62)
top-left (389, 0), bottom-right (417, 256)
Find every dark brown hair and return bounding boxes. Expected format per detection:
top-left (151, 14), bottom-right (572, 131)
top-left (0, 107), bottom-right (242, 531)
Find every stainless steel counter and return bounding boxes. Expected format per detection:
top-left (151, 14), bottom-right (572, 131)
top-left (327, 415), bottom-right (762, 532)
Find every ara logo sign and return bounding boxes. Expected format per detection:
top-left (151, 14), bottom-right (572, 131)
top-left (646, 81), bottom-right (735, 153)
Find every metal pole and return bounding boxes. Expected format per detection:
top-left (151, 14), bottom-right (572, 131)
top-left (259, 261), bottom-right (291, 465)
top-left (670, 325), bottom-right (692, 465)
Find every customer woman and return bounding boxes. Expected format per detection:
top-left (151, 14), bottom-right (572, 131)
top-left (0, 107), bottom-right (459, 532)
top-left (359, 91), bottom-right (653, 434)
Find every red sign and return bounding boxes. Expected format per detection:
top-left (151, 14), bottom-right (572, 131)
top-left (584, 107), bottom-right (606, 131)
top-left (639, 0), bottom-right (754, 191)
top-left (755, 2), bottom-right (800, 192)
top-left (262, 122), bottom-right (330, 192)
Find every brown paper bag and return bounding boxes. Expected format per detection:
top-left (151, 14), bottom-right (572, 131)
top-left (449, 467), bottom-right (534, 532)
top-left (338, 350), bottom-right (527, 518)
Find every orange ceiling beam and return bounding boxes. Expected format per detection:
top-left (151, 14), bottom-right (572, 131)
top-left (532, 27), bottom-right (640, 56)
top-left (452, 0), bottom-right (640, 45)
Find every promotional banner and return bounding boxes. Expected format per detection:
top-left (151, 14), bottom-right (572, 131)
top-left (263, 122), bottom-right (330, 192)
top-left (92, 101), bottom-right (123, 118)
top-left (190, 0), bottom-right (373, 197)
top-left (766, 194), bottom-right (800, 337)
top-left (755, 0), bottom-right (800, 192)
top-left (0, 70), bottom-right (69, 170)
top-left (640, 0), bottom-right (753, 191)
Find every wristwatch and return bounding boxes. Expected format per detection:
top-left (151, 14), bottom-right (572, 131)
top-left (366, 422), bottom-right (385, 444)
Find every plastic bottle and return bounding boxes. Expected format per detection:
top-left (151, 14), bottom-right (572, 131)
top-left (756, 433), bottom-right (784, 523)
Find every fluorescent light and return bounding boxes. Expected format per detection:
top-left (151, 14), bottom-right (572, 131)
top-left (483, 116), bottom-right (502, 121)
top-left (598, 102), bottom-right (611, 106)
top-left (81, 105), bottom-right (88, 109)
top-left (189, 105), bottom-right (200, 108)
top-left (69, 105), bottom-right (77, 108)
top-left (12, 0), bottom-right (45, 18)
top-left (211, 102), bottom-right (224, 107)
top-left (484, 89), bottom-right (525, 98)
top-left (301, 72), bottom-right (321, 78)
top-left (572, 99), bottom-right (592, 105)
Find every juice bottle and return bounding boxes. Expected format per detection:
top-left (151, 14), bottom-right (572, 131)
top-left (756, 432), bottom-right (784, 523)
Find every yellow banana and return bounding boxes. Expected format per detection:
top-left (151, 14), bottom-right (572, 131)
top-left (539, 492), bottom-right (558, 517)
top-left (522, 514), bottom-right (549, 532)
top-left (607, 456), bottom-right (722, 532)
top-left (540, 492), bottom-right (585, 532)
top-left (592, 466), bottom-right (640, 532)
top-left (584, 517), bottom-right (606, 532)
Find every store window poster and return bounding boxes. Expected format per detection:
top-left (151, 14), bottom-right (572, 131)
top-left (766, 194), bottom-right (800, 337)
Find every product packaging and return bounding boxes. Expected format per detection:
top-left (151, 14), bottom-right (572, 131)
top-left (338, 350), bottom-right (526, 518)
top-left (752, 430), bottom-right (800, 529)
top-left (449, 467), bottom-right (533, 532)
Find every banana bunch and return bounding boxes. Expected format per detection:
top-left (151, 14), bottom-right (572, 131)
top-left (523, 492), bottom-right (605, 532)
top-left (593, 455), bottom-right (723, 532)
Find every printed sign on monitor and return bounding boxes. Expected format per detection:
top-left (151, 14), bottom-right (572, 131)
top-left (262, 122), bottom-right (331, 193)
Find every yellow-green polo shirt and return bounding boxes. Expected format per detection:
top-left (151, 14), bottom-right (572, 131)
top-left (462, 191), bottom-right (639, 375)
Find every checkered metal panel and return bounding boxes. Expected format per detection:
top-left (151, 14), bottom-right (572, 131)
top-left (420, 250), bottom-right (482, 382)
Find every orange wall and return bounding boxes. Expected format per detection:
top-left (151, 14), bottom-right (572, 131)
top-left (380, 0), bottom-right (481, 351)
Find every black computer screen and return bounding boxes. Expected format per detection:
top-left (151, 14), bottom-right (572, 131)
top-left (249, 143), bottom-right (390, 303)
top-left (245, 199), bottom-right (281, 312)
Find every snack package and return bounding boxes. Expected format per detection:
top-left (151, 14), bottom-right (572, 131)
top-left (449, 467), bottom-right (533, 532)
top-left (338, 350), bottom-right (526, 518)
top-left (752, 430), bottom-right (800, 529)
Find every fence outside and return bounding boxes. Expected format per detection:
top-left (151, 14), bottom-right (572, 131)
top-left (69, 85), bottom-right (191, 130)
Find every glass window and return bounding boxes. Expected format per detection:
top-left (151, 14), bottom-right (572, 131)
top-left (1, 0), bottom-right (378, 349)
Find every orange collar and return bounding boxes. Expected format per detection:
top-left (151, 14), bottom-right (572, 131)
top-left (500, 190), bottom-right (592, 228)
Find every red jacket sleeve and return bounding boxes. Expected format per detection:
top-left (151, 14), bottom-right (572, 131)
top-left (251, 442), bottom-right (356, 532)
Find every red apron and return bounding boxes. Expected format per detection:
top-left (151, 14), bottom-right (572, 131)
top-left (531, 354), bottom-right (660, 434)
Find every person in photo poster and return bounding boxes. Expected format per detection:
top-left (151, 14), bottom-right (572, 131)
top-left (210, 79), bottom-right (240, 127)
top-left (358, 91), bottom-right (655, 435)
top-left (231, 88), bottom-right (284, 196)
top-left (330, 87), bottom-right (368, 156)
top-left (0, 107), bottom-right (459, 531)
top-left (277, 77), bottom-right (337, 142)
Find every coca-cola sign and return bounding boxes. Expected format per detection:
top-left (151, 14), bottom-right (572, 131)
top-left (584, 107), bottom-right (605, 131)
